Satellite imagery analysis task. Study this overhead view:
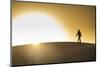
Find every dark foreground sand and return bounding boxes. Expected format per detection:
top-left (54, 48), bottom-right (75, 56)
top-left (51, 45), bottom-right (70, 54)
top-left (12, 42), bottom-right (96, 66)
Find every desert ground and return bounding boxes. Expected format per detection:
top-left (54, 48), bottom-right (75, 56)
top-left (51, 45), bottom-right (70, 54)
top-left (12, 42), bottom-right (96, 66)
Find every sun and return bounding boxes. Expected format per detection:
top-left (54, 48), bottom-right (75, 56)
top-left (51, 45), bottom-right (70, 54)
top-left (12, 12), bottom-right (68, 46)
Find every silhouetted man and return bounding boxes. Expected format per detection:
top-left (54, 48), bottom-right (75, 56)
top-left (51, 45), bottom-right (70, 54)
top-left (76, 29), bottom-right (82, 43)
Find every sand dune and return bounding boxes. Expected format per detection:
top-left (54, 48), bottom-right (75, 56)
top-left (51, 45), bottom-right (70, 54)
top-left (12, 42), bottom-right (96, 66)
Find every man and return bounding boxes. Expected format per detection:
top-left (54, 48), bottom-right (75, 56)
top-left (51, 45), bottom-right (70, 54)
top-left (76, 29), bottom-right (82, 43)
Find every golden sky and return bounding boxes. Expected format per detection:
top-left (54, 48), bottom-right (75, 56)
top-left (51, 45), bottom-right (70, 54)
top-left (12, 1), bottom-right (96, 44)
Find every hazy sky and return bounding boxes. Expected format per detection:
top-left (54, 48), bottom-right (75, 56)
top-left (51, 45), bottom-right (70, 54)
top-left (12, 1), bottom-right (96, 45)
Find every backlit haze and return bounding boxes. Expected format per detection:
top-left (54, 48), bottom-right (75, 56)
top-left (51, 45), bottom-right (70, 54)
top-left (12, 1), bottom-right (96, 46)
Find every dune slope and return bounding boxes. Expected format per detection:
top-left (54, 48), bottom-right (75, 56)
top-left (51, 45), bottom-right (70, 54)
top-left (12, 42), bottom-right (96, 66)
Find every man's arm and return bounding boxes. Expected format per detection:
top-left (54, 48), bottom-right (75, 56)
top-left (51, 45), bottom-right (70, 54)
top-left (76, 33), bottom-right (78, 37)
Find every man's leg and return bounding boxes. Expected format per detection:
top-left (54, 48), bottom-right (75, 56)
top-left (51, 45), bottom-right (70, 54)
top-left (79, 37), bottom-right (81, 43)
top-left (78, 37), bottom-right (80, 42)
top-left (79, 39), bottom-right (81, 43)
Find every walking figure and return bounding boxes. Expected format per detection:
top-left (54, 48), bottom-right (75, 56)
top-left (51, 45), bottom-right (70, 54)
top-left (76, 29), bottom-right (82, 43)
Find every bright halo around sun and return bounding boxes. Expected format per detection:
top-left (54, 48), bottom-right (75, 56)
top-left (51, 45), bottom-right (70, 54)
top-left (12, 12), bottom-right (68, 46)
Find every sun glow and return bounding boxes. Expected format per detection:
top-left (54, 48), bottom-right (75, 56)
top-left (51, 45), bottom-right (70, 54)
top-left (12, 12), bottom-right (68, 46)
